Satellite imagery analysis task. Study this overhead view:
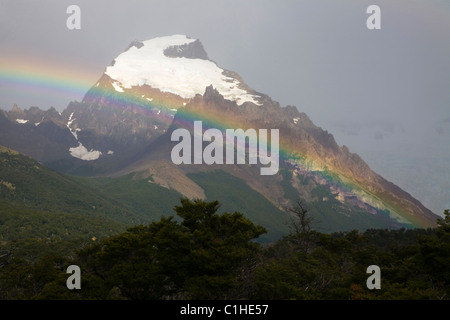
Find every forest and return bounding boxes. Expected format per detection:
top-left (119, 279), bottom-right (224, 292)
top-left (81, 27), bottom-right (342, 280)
top-left (0, 198), bottom-right (449, 300)
top-left (0, 198), bottom-right (450, 300)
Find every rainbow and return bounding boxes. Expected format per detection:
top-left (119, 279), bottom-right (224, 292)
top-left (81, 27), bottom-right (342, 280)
top-left (82, 81), bottom-right (434, 229)
top-left (0, 53), bottom-right (98, 105)
top-left (0, 57), bottom-right (435, 229)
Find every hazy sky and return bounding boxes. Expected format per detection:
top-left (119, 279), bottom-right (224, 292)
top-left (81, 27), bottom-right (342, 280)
top-left (1, 0), bottom-right (449, 215)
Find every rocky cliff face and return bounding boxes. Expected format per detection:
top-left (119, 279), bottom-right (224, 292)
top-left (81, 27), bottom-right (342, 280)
top-left (163, 38), bottom-right (209, 60)
top-left (0, 105), bottom-right (77, 163)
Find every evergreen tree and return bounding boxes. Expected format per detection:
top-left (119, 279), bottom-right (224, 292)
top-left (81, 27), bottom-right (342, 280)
top-left (74, 198), bottom-right (267, 299)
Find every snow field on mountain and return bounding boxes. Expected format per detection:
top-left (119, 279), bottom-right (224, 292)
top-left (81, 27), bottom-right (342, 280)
top-left (66, 112), bottom-right (102, 161)
top-left (105, 35), bottom-right (261, 106)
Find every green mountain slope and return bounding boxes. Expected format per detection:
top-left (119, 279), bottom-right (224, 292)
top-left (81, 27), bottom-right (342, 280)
top-left (187, 170), bottom-right (291, 242)
top-left (0, 145), bottom-right (144, 225)
top-left (1, 145), bottom-right (294, 257)
top-left (0, 145), bottom-right (294, 262)
top-left (88, 170), bottom-right (292, 242)
top-left (0, 146), bottom-right (134, 259)
top-left (0, 204), bottom-right (126, 259)
top-left (84, 174), bottom-right (184, 222)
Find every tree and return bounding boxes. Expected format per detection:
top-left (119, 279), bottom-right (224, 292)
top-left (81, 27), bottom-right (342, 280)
top-left (286, 199), bottom-right (318, 254)
top-left (437, 209), bottom-right (450, 235)
top-left (74, 198), bottom-right (267, 299)
top-left (173, 198), bottom-right (267, 299)
top-left (287, 199), bottom-right (315, 234)
top-left (417, 209), bottom-right (450, 299)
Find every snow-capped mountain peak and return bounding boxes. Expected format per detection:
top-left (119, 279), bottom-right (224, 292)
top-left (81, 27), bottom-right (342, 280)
top-left (104, 35), bottom-right (262, 106)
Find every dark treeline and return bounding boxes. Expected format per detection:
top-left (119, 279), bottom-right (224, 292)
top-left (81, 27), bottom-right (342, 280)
top-left (0, 199), bottom-right (449, 300)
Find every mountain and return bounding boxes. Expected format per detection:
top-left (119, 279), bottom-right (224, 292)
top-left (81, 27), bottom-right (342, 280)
top-left (0, 35), bottom-right (440, 236)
